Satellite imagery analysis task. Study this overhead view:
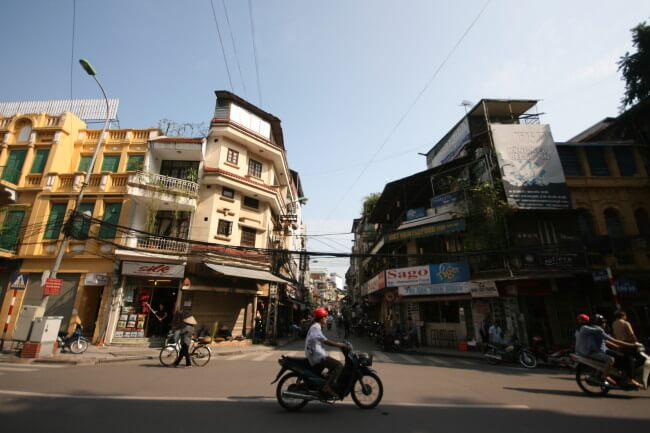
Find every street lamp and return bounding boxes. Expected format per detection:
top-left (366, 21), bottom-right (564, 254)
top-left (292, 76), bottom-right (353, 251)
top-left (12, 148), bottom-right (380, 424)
top-left (41, 58), bottom-right (111, 309)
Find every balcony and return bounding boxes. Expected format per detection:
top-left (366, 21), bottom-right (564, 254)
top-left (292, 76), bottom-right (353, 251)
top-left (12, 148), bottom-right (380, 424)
top-left (135, 235), bottom-right (189, 254)
top-left (127, 171), bottom-right (198, 210)
top-left (45, 172), bottom-right (130, 194)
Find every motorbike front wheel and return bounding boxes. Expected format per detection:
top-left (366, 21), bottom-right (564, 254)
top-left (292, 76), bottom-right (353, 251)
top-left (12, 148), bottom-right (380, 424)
top-left (276, 373), bottom-right (309, 411)
top-left (518, 350), bottom-right (537, 369)
top-left (351, 372), bottom-right (383, 409)
top-left (485, 347), bottom-right (500, 365)
top-left (159, 345), bottom-right (178, 367)
top-left (576, 364), bottom-right (610, 396)
top-left (69, 338), bottom-right (88, 354)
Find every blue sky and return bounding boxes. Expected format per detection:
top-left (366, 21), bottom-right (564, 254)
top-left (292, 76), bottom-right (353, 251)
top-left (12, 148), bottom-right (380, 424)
top-left (0, 0), bottom-right (647, 276)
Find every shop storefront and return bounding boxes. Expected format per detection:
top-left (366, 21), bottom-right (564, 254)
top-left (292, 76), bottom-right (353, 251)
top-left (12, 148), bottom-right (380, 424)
top-left (112, 261), bottom-right (185, 340)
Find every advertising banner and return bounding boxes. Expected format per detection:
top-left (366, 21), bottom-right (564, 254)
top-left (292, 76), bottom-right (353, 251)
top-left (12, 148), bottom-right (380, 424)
top-left (385, 218), bottom-right (465, 243)
top-left (405, 207), bottom-right (427, 221)
top-left (430, 261), bottom-right (470, 284)
top-left (427, 117), bottom-right (471, 169)
top-left (399, 282), bottom-right (470, 297)
top-left (386, 265), bottom-right (430, 287)
top-left (491, 124), bottom-right (570, 209)
top-left (367, 271), bottom-right (386, 294)
top-left (430, 190), bottom-right (464, 208)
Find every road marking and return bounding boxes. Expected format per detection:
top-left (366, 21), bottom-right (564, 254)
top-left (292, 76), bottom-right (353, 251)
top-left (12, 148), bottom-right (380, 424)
top-left (394, 354), bottom-right (422, 364)
top-left (0, 366), bottom-right (38, 372)
top-left (221, 354), bottom-right (249, 361)
top-left (0, 362), bottom-right (63, 369)
top-left (250, 352), bottom-right (275, 362)
top-left (0, 389), bottom-right (529, 409)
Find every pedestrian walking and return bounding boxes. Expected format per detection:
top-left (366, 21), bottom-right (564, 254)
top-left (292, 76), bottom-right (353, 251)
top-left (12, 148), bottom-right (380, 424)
top-left (173, 315), bottom-right (196, 368)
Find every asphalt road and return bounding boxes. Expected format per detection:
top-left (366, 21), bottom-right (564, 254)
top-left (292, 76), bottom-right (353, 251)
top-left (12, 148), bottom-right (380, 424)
top-left (1, 336), bottom-right (649, 433)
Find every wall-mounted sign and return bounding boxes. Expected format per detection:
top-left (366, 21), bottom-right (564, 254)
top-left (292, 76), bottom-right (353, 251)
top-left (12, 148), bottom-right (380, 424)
top-left (616, 278), bottom-right (638, 294)
top-left (431, 191), bottom-right (464, 208)
top-left (386, 265), bottom-right (430, 287)
top-left (367, 271), bottom-right (386, 294)
top-left (399, 282), bottom-right (470, 297)
top-left (405, 208), bottom-right (427, 221)
top-left (122, 261), bottom-right (185, 278)
top-left (385, 218), bottom-right (465, 243)
top-left (84, 273), bottom-right (108, 286)
top-left (469, 281), bottom-right (499, 298)
top-left (43, 278), bottom-right (63, 296)
top-left (430, 261), bottom-right (470, 284)
top-left (427, 117), bottom-right (471, 169)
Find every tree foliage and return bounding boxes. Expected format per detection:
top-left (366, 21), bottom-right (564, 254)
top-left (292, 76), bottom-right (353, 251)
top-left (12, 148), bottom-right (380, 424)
top-left (461, 181), bottom-right (511, 251)
top-left (157, 118), bottom-right (208, 137)
top-left (618, 20), bottom-right (650, 110)
top-left (361, 192), bottom-right (381, 217)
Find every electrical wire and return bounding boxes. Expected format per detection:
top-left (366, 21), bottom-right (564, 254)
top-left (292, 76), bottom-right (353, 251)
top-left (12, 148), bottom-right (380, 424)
top-left (210, 0), bottom-right (234, 91)
top-left (248, 0), bottom-right (263, 105)
top-left (327, 0), bottom-right (493, 218)
top-left (222, 0), bottom-right (248, 98)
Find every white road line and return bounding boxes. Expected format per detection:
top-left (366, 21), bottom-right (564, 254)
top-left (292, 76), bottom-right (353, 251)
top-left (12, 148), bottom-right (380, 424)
top-left (221, 354), bottom-right (249, 361)
top-left (0, 389), bottom-right (530, 409)
top-left (0, 362), bottom-right (63, 369)
top-left (394, 354), bottom-right (422, 364)
top-left (0, 367), bottom-right (38, 372)
top-left (250, 352), bottom-right (275, 362)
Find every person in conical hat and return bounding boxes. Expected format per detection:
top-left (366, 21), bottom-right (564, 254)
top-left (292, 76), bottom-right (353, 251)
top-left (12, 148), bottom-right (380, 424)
top-left (183, 316), bottom-right (197, 325)
top-left (174, 315), bottom-right (196, 367)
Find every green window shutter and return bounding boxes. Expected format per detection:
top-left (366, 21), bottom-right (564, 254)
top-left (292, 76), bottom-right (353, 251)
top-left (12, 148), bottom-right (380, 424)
top-left (99, 203), bottom-right (122, 239)
top-left (30, 149), bottom-right (50, 174)
top-left (2, 149), bottom-right (27, 184)
top-left (71, 202), bottom-right (95, 240)
top-left (78, 155), bottom-right (92, 172)
top-left (126, 155), bottom-right (144, 171)
top-left (44, 203), bottom-right (67, 240)
top-left (0, 210), bottom-right (26, 251)
top-left (101, 155), bottom-right (120, 172)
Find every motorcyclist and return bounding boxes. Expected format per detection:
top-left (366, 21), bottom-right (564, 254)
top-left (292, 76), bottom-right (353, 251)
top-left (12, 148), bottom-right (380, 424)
top-left (305, 308), bottom-right (347, 398)
top-left (576, 313), bottom-right (641, 388)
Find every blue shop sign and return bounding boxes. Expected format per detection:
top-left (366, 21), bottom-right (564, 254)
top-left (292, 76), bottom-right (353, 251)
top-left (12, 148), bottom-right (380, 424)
top-left (431, 190), bottom-right (464, 208)
top-left (592, 269), bottom-right (609, 283)
top-left (405, 207), bottom-right (427, 221)
top-left (429, 261), bottom-right (470, 284)
top-left (616, 278), bottom-right (637, 294)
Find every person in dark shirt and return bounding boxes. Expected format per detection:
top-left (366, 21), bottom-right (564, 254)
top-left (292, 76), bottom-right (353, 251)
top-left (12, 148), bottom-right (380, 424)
top-left (173, 316), bottom-right (196, 368)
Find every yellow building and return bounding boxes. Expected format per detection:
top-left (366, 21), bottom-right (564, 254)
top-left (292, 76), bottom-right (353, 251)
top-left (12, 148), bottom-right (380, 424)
top-left (0, 105), bottom-right (158, 343)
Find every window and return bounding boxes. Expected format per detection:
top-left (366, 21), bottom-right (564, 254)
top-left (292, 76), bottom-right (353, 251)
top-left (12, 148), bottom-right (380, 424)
top-left (0, 210), bottom-right (25, 251)
top-left (160, 160), bottom-right (200, 180)
top-left (44, 203), bottom-right (67, 239)
top-left (71, 202), bottom-right (95, 239)
top-left (126, 154), bottom-right (145, 171)
top-left (248, 159), bottom-right (262, 178)
top-left (577, 209), bottom-right (596, 240)
top-left (99, 203), bottom-right (122, 239)
top-left (634, 209), bottom-right (650, 235)
top-left (243, 196), bottom-right (259, 209)
top-left (101, 154), bottom-right (121, 172)
top-left (78, 155), bottom-right (92, 172)
top-left (1, 149), bottom-right (26, 184)
top-left (17, 123), bottom-right (32, 142)
top-left (30, 149), bottom-right (50, 174)
top-left (604, 208), bottom-right (624, 238)
top-left (585, 147), bottom-right (610, 176)
top-left (557, 147), bottom-right (583, 176)
top-left (537, 221), bottom-right (557, 246)
top-left (222, 187), bottom-right (235, 199)
top-left (226, 148), bottom-right (239, 165)
top-left (153, 211), bottom-right (190, 238)
top-left (217, 220), bottom-right (233, 237)
top-left (614, 147), bottom-right (637, 176)
top-left (240, 227), bottom-right (256, 247)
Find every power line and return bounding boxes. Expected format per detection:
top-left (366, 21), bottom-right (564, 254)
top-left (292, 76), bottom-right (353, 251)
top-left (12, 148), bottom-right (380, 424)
top-left (326, 0), bottom-right (492, 218)
top-left (210, 0), bottom-right (234, 91)
top-left (248, 0), bottom-right (263, 105)
top-left (222, 0), bottom-right (248, 98)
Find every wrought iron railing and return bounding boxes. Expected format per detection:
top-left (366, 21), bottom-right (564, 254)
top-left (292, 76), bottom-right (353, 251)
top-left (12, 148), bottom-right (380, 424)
top-left (135, 235), bottom-right (189, 254)
top-left (129, 171), bottom-right (199, 198)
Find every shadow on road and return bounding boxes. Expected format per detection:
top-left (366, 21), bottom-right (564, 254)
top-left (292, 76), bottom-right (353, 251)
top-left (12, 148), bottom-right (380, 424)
top-left (1, 393), bottom-right (649, 433)
top-left (503, 386), bottom-right (650, 400)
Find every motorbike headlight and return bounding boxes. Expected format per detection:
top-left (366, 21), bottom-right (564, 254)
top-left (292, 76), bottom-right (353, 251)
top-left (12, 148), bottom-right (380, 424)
top-left (394, 340), bottom-right (400, 345)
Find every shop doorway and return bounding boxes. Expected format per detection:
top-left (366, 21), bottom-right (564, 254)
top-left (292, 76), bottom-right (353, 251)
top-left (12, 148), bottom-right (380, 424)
top-left (145, 284), bottom-right (177, 337)
top-left (115, 280), bottom-right (178, 340)
top-left (78, 285), bottom-right (103, 338)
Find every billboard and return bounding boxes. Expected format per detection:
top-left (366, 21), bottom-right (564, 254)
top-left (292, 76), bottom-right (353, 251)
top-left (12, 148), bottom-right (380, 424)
top-left (491, 124), bottom-right (570, 209)
top-left (427, 118), bottom-right (471, 169)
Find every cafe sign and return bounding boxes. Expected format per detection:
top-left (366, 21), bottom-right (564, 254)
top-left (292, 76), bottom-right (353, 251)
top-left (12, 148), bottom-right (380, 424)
top-left (122, 261), bottom-right (185, 278)
top-left (386, 265), bottom-right (430, 287)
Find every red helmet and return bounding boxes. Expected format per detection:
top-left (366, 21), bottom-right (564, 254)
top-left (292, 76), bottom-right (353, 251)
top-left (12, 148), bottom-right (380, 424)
top-left (313, 308), bottom-right (328, 319)
top-left (577, 314), bottom-right (590, 323)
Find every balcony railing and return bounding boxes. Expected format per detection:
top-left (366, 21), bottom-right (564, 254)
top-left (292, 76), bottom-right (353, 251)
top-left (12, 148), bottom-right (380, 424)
top-left (135, 236), bottom-right (189, 254)
top-left (129, 171), bottom-right (199, 198)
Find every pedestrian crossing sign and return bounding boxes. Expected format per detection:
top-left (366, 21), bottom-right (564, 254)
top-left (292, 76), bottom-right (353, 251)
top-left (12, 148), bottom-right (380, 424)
top-left (9, 272), bottom-right (29, 290)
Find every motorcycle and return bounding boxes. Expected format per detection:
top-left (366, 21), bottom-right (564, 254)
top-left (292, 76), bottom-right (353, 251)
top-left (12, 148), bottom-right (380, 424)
top-left (572, 343), bottom-right (650, 396)
top-left (57, 325), bottom-right (89, 354)
top-left (530, 336), bottom-right (577, 370)
top-left (484, 337), bottom-right (537, 369)
top-left (272, 342), bottom-right (383, 411)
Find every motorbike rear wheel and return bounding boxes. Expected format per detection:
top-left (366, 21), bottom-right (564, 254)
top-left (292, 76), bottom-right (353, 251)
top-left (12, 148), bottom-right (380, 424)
top-left (518, 350), bottom-right (537, 369)
top-left (351, 372), bottom-right (383, 409)
top-left (576, 364), bottom-right (610, 396)
top-left (69, 338), bottom-right (88, 354)
top-left (276, 373), bottom-right (309, 411)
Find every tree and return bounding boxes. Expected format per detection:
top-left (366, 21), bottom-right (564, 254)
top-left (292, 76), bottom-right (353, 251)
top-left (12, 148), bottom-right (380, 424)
top-left (618, 20), bottom-right (650, 110)
top-left (157, 118), bottom-right (208, 137)
top-left (361, 192), bottom-right (381, 217)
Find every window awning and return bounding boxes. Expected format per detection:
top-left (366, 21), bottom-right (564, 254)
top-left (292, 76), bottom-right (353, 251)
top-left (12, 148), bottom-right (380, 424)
top-left (205, 263), bottom-right (288, 284)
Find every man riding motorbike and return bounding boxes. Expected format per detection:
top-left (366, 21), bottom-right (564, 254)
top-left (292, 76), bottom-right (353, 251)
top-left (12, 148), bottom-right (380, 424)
top-left (305, 308), bottom-right (347, 397)
top-left (576, 313), bottom-right (641, 388)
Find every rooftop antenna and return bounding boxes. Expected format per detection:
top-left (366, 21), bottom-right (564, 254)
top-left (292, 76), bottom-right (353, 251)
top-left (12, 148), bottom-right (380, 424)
top-left (460, 100), bottom-right (473, 114)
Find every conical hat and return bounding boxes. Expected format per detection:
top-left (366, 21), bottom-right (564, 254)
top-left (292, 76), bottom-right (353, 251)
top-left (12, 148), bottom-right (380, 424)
top-left (183, 315), bottom-right (197, 325)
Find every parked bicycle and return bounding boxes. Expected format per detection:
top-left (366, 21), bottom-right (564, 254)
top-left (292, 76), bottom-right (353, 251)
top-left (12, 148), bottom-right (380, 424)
top-left (159, 332), bottom-right (212, 367)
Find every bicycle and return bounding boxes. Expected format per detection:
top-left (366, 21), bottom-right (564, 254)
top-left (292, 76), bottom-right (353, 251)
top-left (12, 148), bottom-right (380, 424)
top-left (159, 333), bottom-right (212, 367)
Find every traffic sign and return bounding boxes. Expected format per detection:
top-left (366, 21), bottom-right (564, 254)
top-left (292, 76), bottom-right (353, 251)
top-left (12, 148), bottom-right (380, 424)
top-left (43, 278), bottom-right (63, 296)
top-left (9, 272), bottom-right (29, 290)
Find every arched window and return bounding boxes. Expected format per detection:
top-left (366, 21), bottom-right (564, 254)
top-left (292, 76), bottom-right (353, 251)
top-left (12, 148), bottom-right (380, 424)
top-left (634, 208), bottom-right (650, 235)
top-left (576, 209), bottom-right (595, 239)
top-left (604, 208), bottom-right (625, 238)
top-left (16, 120), bottom-right (32, 143)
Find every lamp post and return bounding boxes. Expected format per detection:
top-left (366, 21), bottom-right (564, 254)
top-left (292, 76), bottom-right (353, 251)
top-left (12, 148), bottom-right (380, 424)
top-left (41, 59), bottom-right (111, 309)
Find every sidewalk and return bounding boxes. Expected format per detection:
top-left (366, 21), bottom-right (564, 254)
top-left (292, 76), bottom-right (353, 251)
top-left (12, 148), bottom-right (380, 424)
top-left (0, 337), bottom-right (298, 366)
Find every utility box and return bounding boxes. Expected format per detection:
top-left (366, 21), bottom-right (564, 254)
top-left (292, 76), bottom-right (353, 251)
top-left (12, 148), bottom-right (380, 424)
top-left (30, 316), bottom-right (63, 343)
top-left (13, 305), bottom-right (44, 341)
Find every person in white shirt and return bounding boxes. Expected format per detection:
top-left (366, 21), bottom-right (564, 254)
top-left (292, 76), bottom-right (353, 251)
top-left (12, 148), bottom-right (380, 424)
top-left (305, 307), bottom-right (347, 397)
top-left (488, 322), bottom-right (504, 345)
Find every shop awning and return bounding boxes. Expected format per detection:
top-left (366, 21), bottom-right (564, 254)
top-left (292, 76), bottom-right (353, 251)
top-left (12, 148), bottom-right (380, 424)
top-left (205, 263), bottom-right (288, 284)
